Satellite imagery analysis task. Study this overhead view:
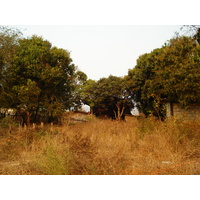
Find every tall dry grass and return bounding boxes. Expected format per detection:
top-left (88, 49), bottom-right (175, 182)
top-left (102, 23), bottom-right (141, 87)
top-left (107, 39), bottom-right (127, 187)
top-left (0, 115), bottom-right (199, 175)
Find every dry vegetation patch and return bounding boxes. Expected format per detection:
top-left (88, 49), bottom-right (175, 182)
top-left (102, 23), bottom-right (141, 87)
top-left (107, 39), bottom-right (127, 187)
top-left (0, 116), bottom-right (199, 175)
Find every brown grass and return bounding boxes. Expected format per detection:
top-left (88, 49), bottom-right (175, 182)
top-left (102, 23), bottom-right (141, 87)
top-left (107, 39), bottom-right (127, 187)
top-left (0, 115), bottom-right (199, 175)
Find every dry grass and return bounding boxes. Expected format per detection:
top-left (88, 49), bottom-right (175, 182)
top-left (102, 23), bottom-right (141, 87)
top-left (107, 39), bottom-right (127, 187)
top-left (0, 115), bottom-right (199, 175)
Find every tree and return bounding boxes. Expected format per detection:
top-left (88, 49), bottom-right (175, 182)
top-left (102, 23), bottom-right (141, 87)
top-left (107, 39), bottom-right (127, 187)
top-left (82, 75), bottom-right (133, 120)
top-left (0, 26), bottom-right (22, 68)
top-left (127, 48), bottom-right (166, 118)
top-left (181, 25), bottom-right (200, 44)
top-left (69, 70), bottom-right (88, 111)
top-left (127, 35), bottom-right (200, 119)
top-left (2, 35), bottom-right (81, 125)
top-left (158, 36), bottom-right (200, 106)
top-left (0, 26), bottom-right (22, 108)
top-left (12, 79), bottom-right (41, 126)
top-left (80, 79), bottom-right (97, 113)
top-left (194, 28), bottom-right (200, 44)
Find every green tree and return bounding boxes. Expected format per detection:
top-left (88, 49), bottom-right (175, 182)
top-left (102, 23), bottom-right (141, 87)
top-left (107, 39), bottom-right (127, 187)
top-left (2, 35), bottom-right (80, 124)
top-left (0, 26), bottom-right (22, 68)
top-left (80, 79), bottom-right (97, 111)
top-left (69, 70), bottom-right (88, 111)
top-left (127, 48), bottom-right (166, 118)
top-left (82, 75), bottom-right (133, 120)
top-left (158, 36), bottom-right (200, 106)
top-left (127, 35), bottom-right (200, 119)
top-left (181, 25), bottom-right (200, 44)
top-left (0, 26), bottom-right (22, 108)
top-left (12, 79), bottom-right (41, 126)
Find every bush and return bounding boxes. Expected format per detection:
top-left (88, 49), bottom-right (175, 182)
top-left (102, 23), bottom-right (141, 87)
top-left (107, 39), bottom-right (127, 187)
top-left (0, 117), bottom-right (18, 129)
top-left (32, 145), bottom-right (72, 175)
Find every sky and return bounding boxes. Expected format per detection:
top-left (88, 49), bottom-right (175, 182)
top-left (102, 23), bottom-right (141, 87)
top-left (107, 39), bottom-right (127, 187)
top-left (14, 25), bottom-right (182, 80)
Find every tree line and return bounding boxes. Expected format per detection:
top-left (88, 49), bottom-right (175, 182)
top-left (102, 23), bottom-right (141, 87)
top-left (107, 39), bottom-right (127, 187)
top-left (81, 26), bottom-right (200, 120)
top-left (0, 26), bottom-right (200, 124)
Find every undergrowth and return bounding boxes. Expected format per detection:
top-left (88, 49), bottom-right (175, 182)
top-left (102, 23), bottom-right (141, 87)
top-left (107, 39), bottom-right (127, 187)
top-left (0, 116), bottom-right (199, 175)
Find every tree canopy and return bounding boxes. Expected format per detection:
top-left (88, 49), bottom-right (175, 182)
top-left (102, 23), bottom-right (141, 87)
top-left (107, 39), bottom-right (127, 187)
top-left (127, 35), bottom-right (200, 118)
top-left (82, 75), bottom-right (134, 120)
top-left (1, 26), bottom-right (200, 123)
top-left (0, 28), bottom-right (86, 125)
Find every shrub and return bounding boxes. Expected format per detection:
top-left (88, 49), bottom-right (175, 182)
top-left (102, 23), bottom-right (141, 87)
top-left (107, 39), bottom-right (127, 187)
top-left (0, 117), bottom-right (18, 129)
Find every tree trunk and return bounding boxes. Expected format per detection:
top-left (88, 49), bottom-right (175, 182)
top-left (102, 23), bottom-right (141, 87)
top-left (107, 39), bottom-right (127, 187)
top-left (115, 104), bottom-right (125, 120)
top-left (113, 109), bottom-right (117, 119)
top-left (26, 111), bottom-right (31, 126)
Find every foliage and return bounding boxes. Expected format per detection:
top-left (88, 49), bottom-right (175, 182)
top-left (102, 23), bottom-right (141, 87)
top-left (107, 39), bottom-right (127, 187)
top-left (127, 35), bottom-right (200, 118)
top-left (0, 28), bottom-right (86, 125)
top-left (1, 26), bottom-right (200, 123)
top-left (69, 70), bottom-right (88, 111)
top-left (0, 117), bottom-right (18, 129)
top-left (82, 75), bottom-right (134, 119)
top-left (0, 26), bottom-right (22, 68)
top-left (127, 48), bottom-right (167, 118)
top-left (158, 36), bottom-right (200, 106)
top-left (181, 25), bottom-right (200, 44)
top-left (0, 27), bottom-right (22, 108)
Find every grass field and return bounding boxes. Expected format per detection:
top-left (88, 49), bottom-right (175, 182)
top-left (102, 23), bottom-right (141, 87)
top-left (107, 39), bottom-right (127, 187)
top-left (0, 114), bottom-right (199, 175)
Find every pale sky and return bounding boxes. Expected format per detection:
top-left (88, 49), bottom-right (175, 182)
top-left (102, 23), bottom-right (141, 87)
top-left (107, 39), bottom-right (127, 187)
top-left (13, 25), bottom-right (182, 80)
